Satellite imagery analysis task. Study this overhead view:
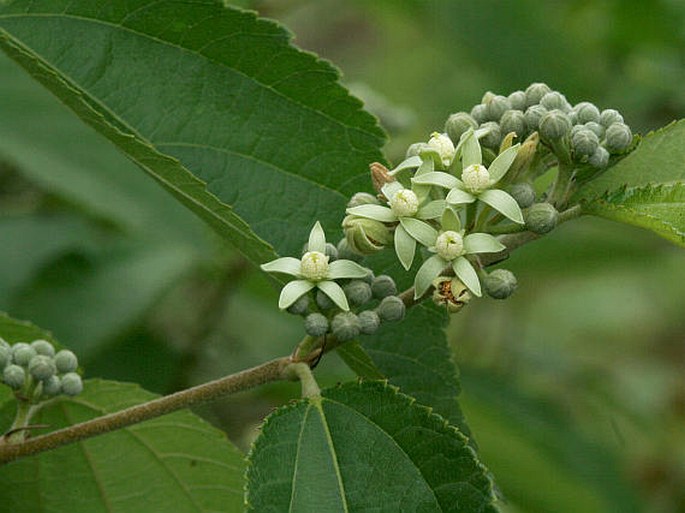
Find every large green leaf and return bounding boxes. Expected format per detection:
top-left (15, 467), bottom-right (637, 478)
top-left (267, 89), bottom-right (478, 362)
top-left (246, 381), bottom-right (498, 512)
top-left (0, 0), bottom-right (385, 260)
top-left (0, 379), bottom-right (246, 513)
top-left (581, 183), bottom-right (685, 247)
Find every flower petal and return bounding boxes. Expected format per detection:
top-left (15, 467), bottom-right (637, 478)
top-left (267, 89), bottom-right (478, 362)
top-left (487, 143), bottom-right (520, 184)
top-left (346, 204), bottom-right (397, 223)
top-left (399, 217), bottom-right (439, 247)
top-left (394, 223), bottom-right (417, 270)
top-left (461, 130), bottom-right (482, 168)
top-left (317, 281), bottom-right (350, 311)
top-left (453, 257), bottom-right (481, 297)
top-left (414, 158), bottom-right (435, 177)
top-left (440, 207), bottom-right (462, 232)
top-left (308, 221), bottom-right (327, 253)
top-left (464, 233), bottom-right (506, 254)
top-left (411, 171), bottom-right (460, 189)
top-left (446, 188), bottom-right (476, 205)
top-left (278, 280), bottom-right (316, 309)
top-left (328, 259), bottom-right (371, 280)
top-left (479, 189), bottom-right (524, 224)
top-left (414, 254), bottom-right (448, 299)
top-left (381, 181), bottom-right (404, 200)
top-left (260, 257), bottom-right (302, 277)
top-left (417, 200), bottom-right (446, 220)
top-left (389, 155), bottom-right (422, 175)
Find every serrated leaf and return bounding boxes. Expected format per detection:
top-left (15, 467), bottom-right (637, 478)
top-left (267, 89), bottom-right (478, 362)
top-left (0, 1), bottom-right (385, 260)
top-left (335, 341), bottom-right (385, 380)
top-left (582, 183), bottom-right (685, 247)
top-left (246, 381), bottom-right (497, 512)
top-left (0, 379), bottom-right (245, 513)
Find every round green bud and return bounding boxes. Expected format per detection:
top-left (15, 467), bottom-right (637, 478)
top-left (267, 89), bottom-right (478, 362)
top-left (484, 95), bottom-right (511, 122)
top-left (331, 312), bottom-right (361, 342)
top-left (61, 373), bottom-right (83, 396)
top-left (573, 102), bottom-right (600, 124)
top-left (0, 338), bottom-right (9, 350)
top-left (500, 110), bottom-right (527, 139)
top-left (599, 109), bottom-right (624, 128)
top-left (30, 339), bottom-right (55, 357)
top-left (507, 182), bottom-right (536, 208)
top-left (568, 110), bottom-right (578, 125)
top-left (508, 90), bottom-right (527, 111)
top-left (315, 289), bottom-right (336, 311)
top-left (287, 294), bottom-right (310, 315)
top-left (347, 192), bottom-right (379, 209)
top-left (484, 269), bottom-right (518, 300)
top-left (361, 270), bottom-right (375, 285)
top-left (604, 122), bottom-right (633, 153)
top-left (525, 82), bottom-right (552, 107)
top-left (445, 112), bottom-right (478, 143)
top-left (377, 296), bottom-right (405, 322)
top-left (343, 280), bottom-right (373, 306)
top-left (524, 104), bottom-right (548, 130)
top-left (12, 343), bottom-right (36, 367)
top-left (343, 215), bottom-right (392, 255)
top-left (3, 364), bottom-right (25, 389)
top-left (572, 128), bottom-right (600, 158)
top-left (470, 104), bottom-right (487, 124)
top-left (358, 310), bottom-right (381, 335)
top-left (539, 109), bottom-right (571, 141)
top-left (584, 121), bottom-right (604, 138)
top-left (54, 349), bottom-right (79, 374)
top-left (304, 313), bottom-right (329, 337)
top-left (0, 345), bottom-right (10, 370)
top-left (589, 146), bottom-right (610, 169)
top-left (42, 375), bottom-right (61, 397)
top-left (336, 238), bottom-right (363, 262)
top-left (479, 121), bottom-right (502, 150)
top-left (371, 275), bottom-right (397, 299)
top-left (540, 91), bottom-right (571, 112)
top-left (28, 355), bottom-right (56, 381)
top-left (324, 243), bottom-right (338, 261)
top-left (406, 142), bottom-right (430, 159)
top-left (525, 203), bottom-right (559, 234)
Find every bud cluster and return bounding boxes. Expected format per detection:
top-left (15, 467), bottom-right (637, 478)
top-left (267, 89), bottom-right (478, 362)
top-left (0, 337), bottom-right (83, 401)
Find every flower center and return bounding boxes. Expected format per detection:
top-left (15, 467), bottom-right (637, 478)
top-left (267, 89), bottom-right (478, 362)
top-left (300, 251), bottom-right (329, 281)
top-left (462, 164), bottom-right (491, 193)
top-left (389, 189), bottom-right (419, 217)
top-left (435, 231), bottom-right (464, 260)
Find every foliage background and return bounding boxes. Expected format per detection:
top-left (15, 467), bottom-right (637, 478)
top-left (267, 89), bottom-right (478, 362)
top-left (0, 0), bottom-right (683, 511)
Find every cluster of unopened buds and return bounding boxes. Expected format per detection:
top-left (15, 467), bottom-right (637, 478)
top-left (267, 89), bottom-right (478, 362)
top-left (261, 83), bottom-right (636, 324)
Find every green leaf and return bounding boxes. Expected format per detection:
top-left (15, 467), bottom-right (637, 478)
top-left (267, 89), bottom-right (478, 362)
top-left (0, 1), bottom-right (385, 259)
top-left (574, 119), bottom-right (685, 201)
top-left (581, 183), bottom-right (685, 247)
top-left (0, 311), bottom-right (59, 347)
top-left (335, 341), bottom-right (384, 380)
top-left (245, 381), bottom-right (497, 512)
top-left (0, 380), bottom-right (246, 513)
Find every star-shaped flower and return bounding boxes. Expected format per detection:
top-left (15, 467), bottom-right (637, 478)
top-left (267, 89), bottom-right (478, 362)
top-left (411, 130), bottom-right (524, 224)
top-left (260, 222), bottom-right (370, 311)
top-left (413, 208), bottom-right (505, 298)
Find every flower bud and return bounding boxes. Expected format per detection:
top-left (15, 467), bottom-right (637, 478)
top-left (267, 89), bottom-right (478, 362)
top-left (604, 122), bottom-right (633, 153)
top-left (406, 142), bottom-right (430, 159)
top-left (343, 215), bottom-right (392, 255)
top-left (507, 182), bottom-right (536, 208)
top-left (470, 104), bottom-right (487, 124)
top-left (343, 280), bottom-right (373, 306)
top-left (3, 364), bottom-right (25, 389)
top-left (377, 296), bottom-right (405, 322)
top-left (508, 131), bottom-right (539, 178)
top-left (30, 339), bottom-right (55, 357)
top-left (370, 162), bottom-right (394, 193)
top-left (0, 345), bottom-right (10, 370)
top-left (573, 102), bottom-right (600, 124)
top-left (29, 355), bottom-right (56, 381)
top-left (331, 312), bottom-right (361, 341)
top-left (42, 375), bottom-right (61, 397)
top-left (304, 313), bottom-right (329, 337)
top-left (347, 192), bottom-right (379, 209)
top-left (484, 269), bottom-right (518, 299)
top-left (524, 203), bottom-right (559, 234)
top-left (589, 146), bottom-right (610, 169)
top-left (336, 238), bottom-right (363, 262)
top-left (525, 82), bottom-right (552, 107)
top-left (12, 343), bottom-right (36, 367)
top-left (500, 110), bottom-right (527, 139)
top-left (371, 275), bottom-right (397, 299)
top-left (358, 310), bottom-right (381, 335)
top-left (432, 277), bottom-right (471, 313)
top-left (287, 294), bottom-right (310, 316)
top-left (599, 109), bottom-right (624, 128)
top-left (54, 349), bottom-right (79, 374)
top-left (524, 105), bottom-right (548, 130)
top-left (445, 112), bottom-right (478, 143)
top-left (427, 132), bottom-right (456, 167)
top-left (479, 121), bottom-right (502, 150)
top-left (61, 373), bottom-right (83, 396)
top-left (584, 121), bottom-right (604, 138)
top-left (316, 289), bottom-right (335, 311)
top-left (540, 91), bottom-right (571, 112)
top-left (539, 110), bottom-right (571, 141)
top-left (572, 128), bottom-right (600, 158)
top-left (484, 95), bottom-right (511, 122)
top-left (462, 164), bottom-right (491, 194)
top-left (508, 90), bottom-right (527, 111)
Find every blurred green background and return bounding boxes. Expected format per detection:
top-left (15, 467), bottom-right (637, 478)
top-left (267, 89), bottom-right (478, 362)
top-left (1, 1), bottom-right (684, 512)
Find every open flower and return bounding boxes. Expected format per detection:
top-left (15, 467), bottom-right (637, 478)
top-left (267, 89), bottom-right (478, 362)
top-left (411, 130), bottom-right (524, 224)
top-left (413, 208), bottom-right (505, 298)
top-left (345, 179), bottom-right (445, 270)
top-left (260, 222), bottom-right (370, 311)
